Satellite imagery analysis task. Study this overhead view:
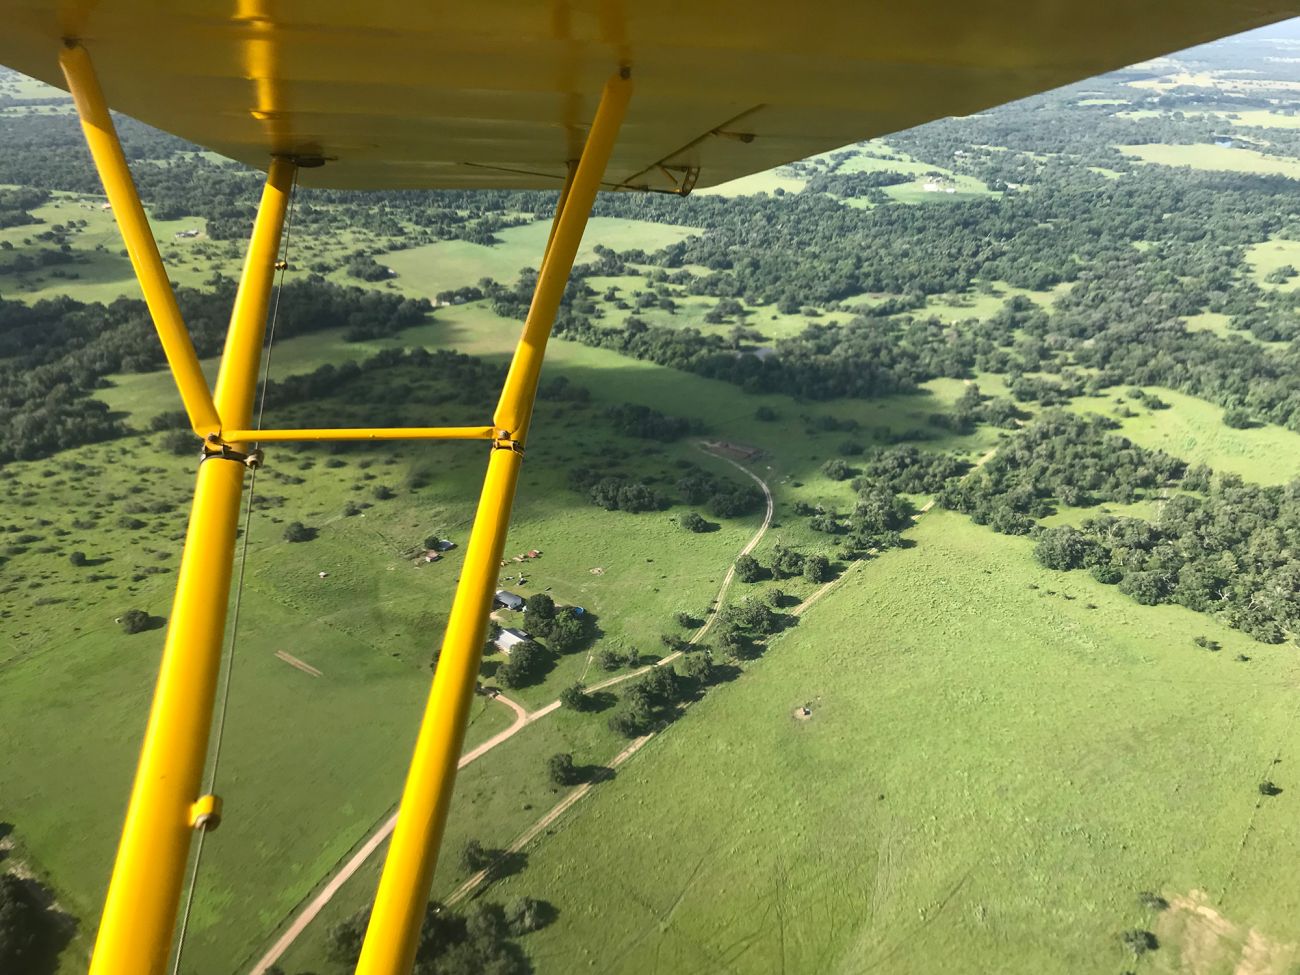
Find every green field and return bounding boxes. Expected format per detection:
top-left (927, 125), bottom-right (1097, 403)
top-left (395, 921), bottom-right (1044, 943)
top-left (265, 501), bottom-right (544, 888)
top-left (1117, 143), bottom-right (1300, 178)
top-left (1068, 387), bottom-right (1300, 486)
top-left (695, 169), bottom-right (807, 197)
top-left (0, 345), bottom-right (784, 971)
top-left (482, 512), bottom-right (1300, 974)
top-left (380, 218), bottom-right (699, 297)
top-left (1245, 238), bottom-right (1300, 291)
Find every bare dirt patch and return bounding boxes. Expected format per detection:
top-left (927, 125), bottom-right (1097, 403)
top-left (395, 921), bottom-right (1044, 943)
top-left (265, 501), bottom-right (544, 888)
top-left (1153, 890), bottom-right (1298, 975)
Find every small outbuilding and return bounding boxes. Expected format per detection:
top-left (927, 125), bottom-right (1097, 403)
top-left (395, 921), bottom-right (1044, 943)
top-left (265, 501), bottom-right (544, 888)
top-left (495, 627), bottom-right (530, 653)
top-left (494, 590), bottom-right (525, 611)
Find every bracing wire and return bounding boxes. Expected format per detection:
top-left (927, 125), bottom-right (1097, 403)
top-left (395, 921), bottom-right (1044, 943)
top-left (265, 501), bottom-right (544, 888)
top-left (171, 169), bottom-right (301, 974)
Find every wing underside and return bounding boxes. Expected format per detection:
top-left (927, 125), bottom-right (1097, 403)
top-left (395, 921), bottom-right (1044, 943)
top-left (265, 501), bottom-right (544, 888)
top-left (2, 1), bottom-right (1298, 191)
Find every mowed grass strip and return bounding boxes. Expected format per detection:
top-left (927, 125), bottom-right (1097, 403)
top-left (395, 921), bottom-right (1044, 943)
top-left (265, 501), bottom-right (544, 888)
top-left (485, 512), bottom-right (1300, 974)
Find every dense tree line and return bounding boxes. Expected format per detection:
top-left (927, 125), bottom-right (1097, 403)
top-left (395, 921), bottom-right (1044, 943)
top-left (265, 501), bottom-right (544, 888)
top-left (0, 281), bottom-right (432, 463)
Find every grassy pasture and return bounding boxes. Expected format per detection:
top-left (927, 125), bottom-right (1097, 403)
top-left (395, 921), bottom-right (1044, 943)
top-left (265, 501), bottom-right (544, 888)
top-left (0, 356), bottom-right (774, 972)
top-left (1117, 143), bottom-right (1300, 178)
top-left (1245, 237), bottom-right (1300, 291)
top-left (379, 217), bottom-right (699, 298)
top-left (482, 511), bottom-right (1300, 974)
top-left (695, 169), bottom-right (807, 197)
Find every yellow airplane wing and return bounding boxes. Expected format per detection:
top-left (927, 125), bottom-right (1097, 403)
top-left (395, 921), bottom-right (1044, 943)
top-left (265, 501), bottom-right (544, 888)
top-left (2, 1), bottom-right (1299, 192)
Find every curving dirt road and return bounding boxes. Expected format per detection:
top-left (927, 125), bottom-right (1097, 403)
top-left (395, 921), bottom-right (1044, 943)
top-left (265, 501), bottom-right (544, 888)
top-left (248, 447), bottom-right (773, 973)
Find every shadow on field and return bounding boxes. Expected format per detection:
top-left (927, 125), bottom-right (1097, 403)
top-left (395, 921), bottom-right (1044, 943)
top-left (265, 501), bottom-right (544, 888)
top-left (579, 690), bottom-right (617, 712)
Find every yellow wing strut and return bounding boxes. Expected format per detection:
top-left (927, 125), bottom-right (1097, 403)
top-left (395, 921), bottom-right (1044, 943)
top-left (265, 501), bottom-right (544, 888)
top-left (354, 69), bottom-right (632, 975)
top-left (59, 43), bottom-right (222, 439)
top-left (64, 34), bottom-right (631, 974)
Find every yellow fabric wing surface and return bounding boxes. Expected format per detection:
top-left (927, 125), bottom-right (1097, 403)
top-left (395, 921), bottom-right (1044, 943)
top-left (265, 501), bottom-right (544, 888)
top-left (2, 1), bottom-right (1299, 191)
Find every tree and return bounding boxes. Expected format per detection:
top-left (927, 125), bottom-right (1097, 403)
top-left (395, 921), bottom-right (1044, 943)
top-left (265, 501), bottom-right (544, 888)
top-left (769, 544), bottom-right (806, 578)
top-left (767, 588), bottom-right (787, 608)
top-left (326, 908), bottom-right (369, 965)
top-left (803, 554), bottom-right (831, 583)
top-left (1223, 406), bottom-right (1255, 429)
top-left (68, 550), bottom-right (86, 566)
top-left (735, 553), bottom-right (763, 582)
top-left (465, 901), bottom-right (509, 946)
top-left (559, 683), bottom-right (588, 711)
top-left (0, 873), bottom-right (46, 972)
top-left (523, 593), bottom-right (556, 635)
top-left (547, 752), bottom-right (578, 787)
top-left (598, 649), bottom-right (622, 671)
top-left (372, 484), bottom-right (396, 500)
top-left (821, 458), bottom-right (854, 481)
top-left (497, 640), bottom-right (547, 688)
top-left (545, 608), bottom-right (587, 653)
top-left (680, 650), bottom-right (716, 685)
top-left (1120, 929), bottom-right (1158, 957)
top-left (119, 608), bottom-right (152, 634)
top-left (1033, 525), bottom-right (1095, 570)
top-left (505, 897), bottom-right (547, 936)
top-left (674, 611), bottom-right (697, 628)
top-left (680, 511), bottom-right (710, 533)
top-left (283, 521), bottom-right (315, 542)
top-left (459, 839), bottom-right (490, 873)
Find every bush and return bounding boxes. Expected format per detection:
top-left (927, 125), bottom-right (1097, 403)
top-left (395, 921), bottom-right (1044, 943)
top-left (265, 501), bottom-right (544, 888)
top-left (547, 752), bottom-right (578, 786)
top-left (1033, 526), bottom-right (1096, 571)
top-left (1119, 929), bottom-right (1158, 956)
top-left (119, 608), bottom-right (152, 634)
top-left (803, 554), bottom-right (831, 583)
top-left (505, 897), bottom-right (547, 935)
top-left (680, 511), bottom-right (710, 533)
top-left (559, 683), bottom-right (589, 711)
top-left (1090, 563), bottom-right (1122, 584)
top-left (372, 485), bottom-right (396, 501)
top-left (68, 550), bottom-right (86, 566)
top-left (283, 521), bottom-right (316, 542)
top-left (735, 553), bottom-right (763, 583)
top-left (1223, 406), bottom-right (1255, 429)
top-left (821, 458), bottom-right (855, 481)
top-left (459, 839), bottom-right (490, 873)
top-left (160, 429), bottom-right (198, 455)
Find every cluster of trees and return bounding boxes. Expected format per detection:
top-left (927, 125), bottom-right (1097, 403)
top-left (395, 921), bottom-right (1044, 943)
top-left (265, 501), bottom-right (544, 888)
top-left (603, 403), bottom-right (700, 441)
top-left (549, 310), bottom-right (979, 401)
top-left (522, 594), bottom-right (589, 654)
top-left (567, 459), bottom-right (761, 518)
top-left (941, 412), bottom-right (1185, 533)
top-left (0, 185), bottom-right (48, 228)
top-left (608, 663), bottom-right (685, 737)
top-left (945, 412), bottom-right (1296, 643)
top-left (675, 464), bottom-right (763, 518)
top-left (735, 545), bottom-right (831, 586)
top-left (326, 896), bottom-right (549, 975)
top-left (804, 169), bottom-right (912, 200)
top-left (1033, 475), bottom-right (1300, 643)
top-left (568, 469), bottom-right (669, 513)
